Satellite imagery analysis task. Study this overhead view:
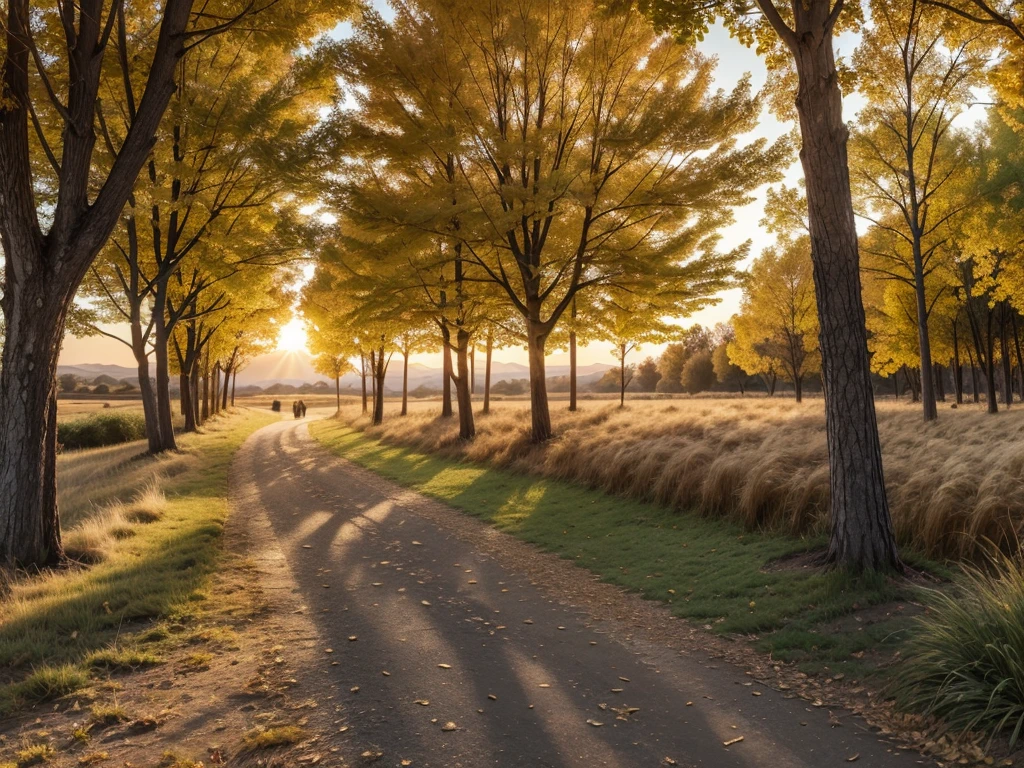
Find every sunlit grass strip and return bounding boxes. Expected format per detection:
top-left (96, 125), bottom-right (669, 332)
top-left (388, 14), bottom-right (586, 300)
top-left (891, 553), bottom-right (1024, 747)
top-left (310, 420), bottom-right (926, 674)
top-left (0, 409), bottom-right (276, 715)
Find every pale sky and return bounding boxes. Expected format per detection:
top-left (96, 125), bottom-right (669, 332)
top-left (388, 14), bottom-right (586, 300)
top-left (59, 19), bottom-right (868, 373)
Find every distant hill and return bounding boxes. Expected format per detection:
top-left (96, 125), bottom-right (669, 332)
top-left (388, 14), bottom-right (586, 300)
top-left (62, 352), bottom-right (615, 392)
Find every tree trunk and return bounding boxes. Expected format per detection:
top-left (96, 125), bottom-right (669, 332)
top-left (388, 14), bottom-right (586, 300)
top-left (934, 363), bottom-right (945, 402)
top-left (952, 321), bottom-right (963, 404)
top-left (372, 351), bottom-right (386, 426)
top-left (470, 344), bottom-right (475, 395)
top-left (1013, 313), bottom-right (1024, 401)
top-left (483, 332), bottom-right (493, 415)
top-left (152, 285), bottom-right (178, 450)
top-left (569, 330), bottom-right (578, 412)
top-left (132, 338), bottom-right (161, 454)
top-left (201, 372), bottom-right (210, 424)
top-left (454, 329), bottom-right (475, 440)
top-left (180, 374), bottom-right (195, 431)
top-left (401, 350), bottom-right (409, 416)
top-left (787, 5), bottom-right (900, 571)
top-left (619, 344), bottom-right (627, 407)
top-left (1001, 305), bottom-right (1013, 407)
top-left (0, 291), bottom-right (65, 566)
top-left (190, 365), bottom-right (201, 426)
top-left (360, 353), bottom-right (368, 414)
top-left (527, 322), bottom-right (552, 442)
top-left (795, 375), bottom-right (803, 403)
top-left (336, 373), bottom-right (341, 412)
top-left (231, 369), bottom-right (237, 407)
top-left (441, 331), bottom-right (454, 418)
top-left (370, 351), bottom-right (377, 406)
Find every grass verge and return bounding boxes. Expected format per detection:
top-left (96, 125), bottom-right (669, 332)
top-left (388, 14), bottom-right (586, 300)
top-left (310, 419), bottom-right (933, 678)
top-left (0, 408), bottom-right (276, 716)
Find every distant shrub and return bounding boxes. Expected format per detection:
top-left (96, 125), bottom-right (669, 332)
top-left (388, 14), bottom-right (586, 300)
top-left (93, 383), bottom-right (110, 395)
top-left (58, 412), bottom-right (147, 450)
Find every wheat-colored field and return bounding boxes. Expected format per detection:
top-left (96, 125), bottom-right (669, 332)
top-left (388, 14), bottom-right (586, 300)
top-left (346, 396), bottom-right (1024, 560)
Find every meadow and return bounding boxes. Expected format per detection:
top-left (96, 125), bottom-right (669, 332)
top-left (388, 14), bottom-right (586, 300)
top-left (343, 395), bottom-right (1024, 562)
top-left (0, 409), bottom-right (275, 715)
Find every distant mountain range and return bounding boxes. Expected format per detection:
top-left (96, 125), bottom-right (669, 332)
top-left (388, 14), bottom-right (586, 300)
top-left (58, 351), bottom-right (614, 392)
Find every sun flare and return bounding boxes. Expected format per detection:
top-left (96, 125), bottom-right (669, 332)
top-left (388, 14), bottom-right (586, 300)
top-left (276, 317), bottom-right (308, 353)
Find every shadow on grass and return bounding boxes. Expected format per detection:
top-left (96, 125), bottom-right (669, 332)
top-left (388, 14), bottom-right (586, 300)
top-left (311, 420), bottom-right (927, 677)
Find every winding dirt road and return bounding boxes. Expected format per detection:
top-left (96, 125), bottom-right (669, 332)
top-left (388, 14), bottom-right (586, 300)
top-left (231, 415), bottom-right (934, 768)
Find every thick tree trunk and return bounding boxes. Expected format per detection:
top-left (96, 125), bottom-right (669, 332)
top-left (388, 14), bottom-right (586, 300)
top-left (132, 337), bottom-right (161, 454)
top-left (152, 285), bottom-right (178, 450)
top-left (190, 365), bottom-right (201, 426)
top-left (201, 372), bottom-right (210, 424)
top-left (401, 351), bottom-right (409, 416)
top-left (619, 344), bottom-right (627, 407)
top-left (441, 333), bottom-right (454, 418)
top-left (370, 352), bottom-right (377, 406)
top-left (453, 329), bottom-right (475, 440)
top-left (569, 330), bottom-right (578, 412)
top-left (372, 349), bottom-right (387, 426)
top-left (180, 374), bottom-right (195, 432)
top-left (795, 375), bottom-right (803, 403)
top-left (527, 323), bottom-right (552, 442)
top-left (934, 364), bottom-right (945, 402)
top-left (0, 291), bottom-right (65, 566)
top-left (231, 369), bottom-right (237, 407)
top-left (483, 333), bottom-right (493, 415)
top-left (360, 353), bottom-right (368, 414)
top-left (787, 6), bottom-right (900, 571)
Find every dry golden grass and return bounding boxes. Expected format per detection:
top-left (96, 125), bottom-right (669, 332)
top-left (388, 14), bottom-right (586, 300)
top-left (348, 396), bottom-right (1024, 560)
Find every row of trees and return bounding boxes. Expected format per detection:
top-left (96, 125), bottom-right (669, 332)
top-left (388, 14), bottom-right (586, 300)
top-left (5, 0), bottom-right (1024, 573)
top-left (0, 0), bottom-right (346, 565)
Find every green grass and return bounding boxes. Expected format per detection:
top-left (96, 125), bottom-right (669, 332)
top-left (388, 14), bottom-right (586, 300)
top-left (0, 409), bottom-right (276, 715)
top-left (310, 420), bottom-right (930, 677)
top-left (241, 725), bottom-right (306, 750)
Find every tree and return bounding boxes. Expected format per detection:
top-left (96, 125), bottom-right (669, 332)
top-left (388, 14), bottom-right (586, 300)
top-left (732, 238), bottom-right (821, 402)
top-left (712, 338), bottom-right (746, 395)
top-left (642, 0), bottom-right (902, 571)
top-left (681, 350), bottom-right (717, 394)
top-left (635, 358), bottom-right (662, 392)
top-left (401, 0), bottom-right (787, 442)
top-left (59, 374), bottom-right (78, 394)
top-left (850, 0), bottom-right (985, 421)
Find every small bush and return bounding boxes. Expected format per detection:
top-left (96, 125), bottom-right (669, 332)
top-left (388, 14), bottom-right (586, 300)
top-left (85, 646), bottom-right (160, 672)
top-left (14, 742), bottom-right (54, 765)
top-left (891, 553), bottom-right (1024, 747)
top-left (58, 413), bottom-right (147, 451)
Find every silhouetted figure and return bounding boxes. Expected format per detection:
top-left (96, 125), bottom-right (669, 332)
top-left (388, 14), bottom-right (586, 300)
top-left (298, 400), bottom-right (307, 418)
top-left (292, 401), bottom-right (299, 419)
top-left (271, 400), bottom-right (281, 412)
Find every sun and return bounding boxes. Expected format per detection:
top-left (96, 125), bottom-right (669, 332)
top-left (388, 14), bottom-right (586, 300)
top-left (276, 317), bottom-right (308, 353)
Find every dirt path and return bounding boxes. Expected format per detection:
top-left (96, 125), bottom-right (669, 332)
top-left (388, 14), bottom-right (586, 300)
top-left (234, 416), bottom-right (935, 768)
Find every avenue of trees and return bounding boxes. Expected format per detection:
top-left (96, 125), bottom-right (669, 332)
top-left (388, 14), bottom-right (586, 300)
top-left (4, 0), bottom-right (1024, 576)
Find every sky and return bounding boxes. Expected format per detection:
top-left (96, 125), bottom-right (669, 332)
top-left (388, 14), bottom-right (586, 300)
top-left (57, 16), bottom-right (899, 373)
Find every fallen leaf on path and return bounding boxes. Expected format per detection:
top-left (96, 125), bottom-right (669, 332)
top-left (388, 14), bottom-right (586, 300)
top-left (663, 760), bottom-right (678, 766)
top-left (846, 755), bottom-right (859, 763)
top-left (348, 636), bottom-right (358, 641)
top-left (412, 541), bottom-right (423, 546)
top-left (421, 601), bottom-right (431, 606)
top-left (441, 722), bottom-right (458, 731)
top-left (523, 619), bottom-right (534, 624)
top-left (618, 677), bottom-right (630, 682)
top-left (414, 700), bottom-right (430, 706)
top-left (382, 671), bottom-right (390, 676)
top-left (586, 719), bottom-right (604, 727)
top-left (350, 686), bottom-right (360, 693)
top-left (438, 663), bottom-right (451, 669)
top-left (487, 694), bottom-right (497, 701)
top-left (302, 545), bottom-right (312, 549)
top-left (538, 683), bottom-right (550, 688)
top-left (723, 737), bottom-right (744, 747)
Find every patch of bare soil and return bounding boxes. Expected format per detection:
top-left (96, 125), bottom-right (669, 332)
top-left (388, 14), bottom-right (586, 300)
top-left (0, 483), bottom-right (348, 767)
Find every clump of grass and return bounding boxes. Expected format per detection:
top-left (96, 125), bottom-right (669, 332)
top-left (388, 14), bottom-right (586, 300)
top-left (181, 651), bottom-right (213, 669)
top-left (85, 645), bottom-right (160, 672)
top-left (158, 751), bottom-right (203, 767)
top-left (0, 665), bottom-right (88, 714)
top-left (76, 753), bottom-right (108, 765)
top-left (13, 742), bottom-right (55, 765)
top-left (241, 725), bottom-right (306, 750)
top-left (62, 505), bottom-right (134, 564)
top-left (891, 553), bottom-right (1024, 747)
top-left (57, 413), bottom-right (147, 451)
top-left (89, 703), bottom-right (129, 726)
top-left (123, 483), bottom-right (167, 524)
